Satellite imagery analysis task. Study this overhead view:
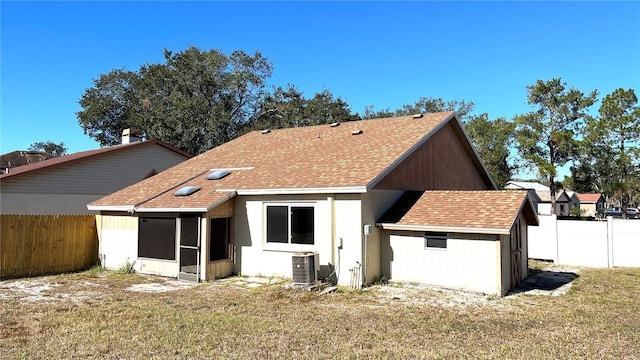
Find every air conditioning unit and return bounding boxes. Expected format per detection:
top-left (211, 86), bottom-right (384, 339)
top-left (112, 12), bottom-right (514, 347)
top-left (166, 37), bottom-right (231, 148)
top-left (292, 252), bottom-right (319, 285)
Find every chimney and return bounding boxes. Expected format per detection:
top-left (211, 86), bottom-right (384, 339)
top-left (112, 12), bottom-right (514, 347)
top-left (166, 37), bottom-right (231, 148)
top-left (122, 128), bottom-right (143, 144)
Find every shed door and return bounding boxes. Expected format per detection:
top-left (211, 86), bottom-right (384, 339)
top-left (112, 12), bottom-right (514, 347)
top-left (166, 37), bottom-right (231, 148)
top-left (510, 218), bottom-right (522, 289)
top-left (178, 215), bottom-right (200, 282)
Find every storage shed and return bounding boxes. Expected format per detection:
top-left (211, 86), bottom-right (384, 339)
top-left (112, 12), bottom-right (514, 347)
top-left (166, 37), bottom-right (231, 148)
top-left (378, 190), bottom-right (538, 295)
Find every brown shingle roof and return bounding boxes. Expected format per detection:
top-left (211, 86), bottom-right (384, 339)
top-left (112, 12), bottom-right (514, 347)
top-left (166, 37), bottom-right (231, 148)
top-left (0, 151), bottom-right (55, 172)
top-left (91, 112), bottom-right (485, 210)
top-left (0, 140), bottom-right (192, 181)
top-left (378, 190), bottom-right (538, 233)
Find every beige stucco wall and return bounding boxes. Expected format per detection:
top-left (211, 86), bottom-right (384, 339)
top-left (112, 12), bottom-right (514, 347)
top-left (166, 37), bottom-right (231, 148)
top-left (234, 194), bottom-right (335, 280)
top-left (98, 214), bottom-right (138, 270)
top-left (381, 230), bottom-right (503, 295)
top-left (360, 189), bottom-right (404, 284)
top-left (98, 214), bottom-right (179, 278)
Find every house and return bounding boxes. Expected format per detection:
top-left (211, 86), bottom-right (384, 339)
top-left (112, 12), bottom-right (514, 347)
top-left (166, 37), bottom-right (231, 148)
top-left (577, 193), bottom-right (605, 217)
top-left (1, 150), bottom-right (55, 174)
top-left (563, 190), bottom-right (581, 215)
top-left (88, 112), bottom-right (537, 295)
top-left (378, 190), bottom-right (538, 294)
top-left (505, 181), bottom-right (570, 215)
top-left (0, 131), bottom-right (192, 215)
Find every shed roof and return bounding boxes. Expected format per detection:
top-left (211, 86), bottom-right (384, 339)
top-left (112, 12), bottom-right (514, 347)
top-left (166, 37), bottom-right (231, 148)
top-left (378, 190), bottom-right (538, 234)
top-left (89, 112), bottom-right (496, 211)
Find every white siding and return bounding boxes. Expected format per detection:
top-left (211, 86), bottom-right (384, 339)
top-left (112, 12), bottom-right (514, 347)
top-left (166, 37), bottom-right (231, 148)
top-left (1, 144), bottom-right (188, 214)
top-left (383, 231), bottom-right (502, 295)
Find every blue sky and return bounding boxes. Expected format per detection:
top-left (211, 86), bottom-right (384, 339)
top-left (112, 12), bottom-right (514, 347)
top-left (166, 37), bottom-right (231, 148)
top-left (2, 1), bottom-right (639, 178)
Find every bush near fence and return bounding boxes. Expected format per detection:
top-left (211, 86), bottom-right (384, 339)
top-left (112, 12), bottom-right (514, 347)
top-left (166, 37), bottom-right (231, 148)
top-left (0, 214), bottom-right (98, 279)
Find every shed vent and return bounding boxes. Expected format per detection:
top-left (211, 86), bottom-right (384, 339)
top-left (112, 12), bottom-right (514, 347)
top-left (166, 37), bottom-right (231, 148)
top-left (207, 170), bottom-right (230, 180)
top-left (174, 186), bottom-right (200, 196)
top-left (351, 129), bottom-right (363, 136)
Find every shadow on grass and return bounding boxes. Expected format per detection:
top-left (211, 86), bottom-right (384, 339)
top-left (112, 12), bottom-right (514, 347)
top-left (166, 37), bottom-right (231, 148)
top-left (511, 270), bottom-right (579, 294)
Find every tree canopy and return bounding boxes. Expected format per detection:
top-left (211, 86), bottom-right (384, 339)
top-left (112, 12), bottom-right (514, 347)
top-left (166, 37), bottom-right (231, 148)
top-left (250, 85), bottom-right (359, 131)
top-left (28, 141), bottom-right (68, 156)
top-left (514, 78), bottom-right (598, 214)
top-left (463, 114), bottom-right (516, 188)
top-left (78, 47), bottom-right (273, 155)
top-left (363, 97), bottom-right (475, 120)
top-left (580, 88), bottom-right (640, 217)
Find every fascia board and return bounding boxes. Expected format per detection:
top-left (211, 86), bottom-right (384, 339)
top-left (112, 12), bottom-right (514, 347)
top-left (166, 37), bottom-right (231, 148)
top-left (376, 223), bottom-right (509, 235)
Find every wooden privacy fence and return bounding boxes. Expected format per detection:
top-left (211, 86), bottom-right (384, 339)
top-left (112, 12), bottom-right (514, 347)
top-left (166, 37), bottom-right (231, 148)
top-left (1, 214), bottom-right (98, 278)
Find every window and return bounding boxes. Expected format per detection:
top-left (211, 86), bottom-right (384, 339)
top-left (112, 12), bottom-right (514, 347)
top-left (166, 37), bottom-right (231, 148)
top-left (266, 205), bottom-right (314, 245)
top-left (424, 232), bottom-right (447, 249)
top-left (138, 217), bottom-right (176, 260)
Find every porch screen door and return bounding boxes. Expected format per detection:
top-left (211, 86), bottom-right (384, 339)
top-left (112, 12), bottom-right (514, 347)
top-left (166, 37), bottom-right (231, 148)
top-left (178, 215), bottom-right (200, 282)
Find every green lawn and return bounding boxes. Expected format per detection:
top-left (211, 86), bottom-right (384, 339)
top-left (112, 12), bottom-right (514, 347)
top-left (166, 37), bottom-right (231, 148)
top-left (1, 262), bottom-right (639, 359)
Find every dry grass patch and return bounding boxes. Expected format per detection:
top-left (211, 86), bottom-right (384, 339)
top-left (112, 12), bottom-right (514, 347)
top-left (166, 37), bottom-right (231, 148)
top-left (1, 262), bottom-right (639, 359)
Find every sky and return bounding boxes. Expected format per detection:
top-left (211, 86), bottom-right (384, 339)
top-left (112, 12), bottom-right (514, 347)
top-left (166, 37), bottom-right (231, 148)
top-left (1, 1), bottom-right (639, 179)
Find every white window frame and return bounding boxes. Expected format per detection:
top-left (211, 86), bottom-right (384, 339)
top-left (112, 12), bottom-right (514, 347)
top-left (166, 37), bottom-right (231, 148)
top-left (424, 232), bottom-right (447, 250)
top-left (263, 202), bottom-right (316, 252)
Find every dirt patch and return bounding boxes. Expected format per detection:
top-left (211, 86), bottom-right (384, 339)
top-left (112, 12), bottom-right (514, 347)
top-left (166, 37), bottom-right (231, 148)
top-left (126, 279), bottom-right (197, 293)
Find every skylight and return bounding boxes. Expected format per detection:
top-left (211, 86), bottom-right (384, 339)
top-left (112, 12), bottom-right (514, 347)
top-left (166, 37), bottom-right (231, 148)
top-left (351, 129), bottom-right (363, 135)
top-left (174, 186), bottom-right (200, 196)
top-left (207, 169), bottom-right (231, 180)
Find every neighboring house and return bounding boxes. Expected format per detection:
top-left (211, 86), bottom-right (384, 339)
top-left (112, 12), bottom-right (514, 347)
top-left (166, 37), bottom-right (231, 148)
top-left (564, 190), bottom-right (581, 214)
top-left (505, 181), bottom-right (570, 215)
top-left (577, 193), bottom-right (605, 217)
top-left (0, 132), bottom-right (192, 215)
top-left (378, 190), bottom-right (537, 294)
top-left (1, 150), bottom-right (55, 174)
top-left (88, 112), bottom-right (537, 295)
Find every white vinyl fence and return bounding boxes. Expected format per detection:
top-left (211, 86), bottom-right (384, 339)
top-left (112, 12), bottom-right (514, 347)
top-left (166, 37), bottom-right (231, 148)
top-left (528, 215), bottom-right (640, 267)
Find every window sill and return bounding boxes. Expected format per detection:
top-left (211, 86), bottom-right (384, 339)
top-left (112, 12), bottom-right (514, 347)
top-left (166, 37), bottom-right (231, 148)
top-left (263, 243), bottom-right (316, 253)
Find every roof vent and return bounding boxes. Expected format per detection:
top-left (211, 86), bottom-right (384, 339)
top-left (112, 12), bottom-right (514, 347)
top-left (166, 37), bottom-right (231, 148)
top-left (261, 129), bottom-right (271, 134)
top-left (174, 186), bottom-right (200, 196)
top-left (351, 129), bottom-right (363, 136)
top-left (330, 122), bottom-right (341, 127)
top-left (207, 169), bottom-right (230, 180)
top-left (412, 113), bottom-right (423, 119)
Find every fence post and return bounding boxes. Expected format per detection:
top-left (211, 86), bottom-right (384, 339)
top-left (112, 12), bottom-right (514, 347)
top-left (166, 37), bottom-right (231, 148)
top-left (607, 216), bottom-right (614, 268)
top-left (553, 214), bottom-right (559, 264)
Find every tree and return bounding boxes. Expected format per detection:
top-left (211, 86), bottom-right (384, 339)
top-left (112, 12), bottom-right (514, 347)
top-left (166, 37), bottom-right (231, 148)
top-left (77, 47), bottom-right (273, 155)
top-left (77, 69), bottom-right (139, 146)
top-left (563, 162), bottom-right (598, 194)
top-left (514, 78), bottom-right (598, 214)
top-left (362, 97), bottom-right (475, 120)
top-left (250, 85), bottom-right (359, 131)
top-left (584, 88), bottom-right (640, 218)
top-left (28, 141), bottom-right (68, 156)
top-left (463, 114), bottom-right (516, 188)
